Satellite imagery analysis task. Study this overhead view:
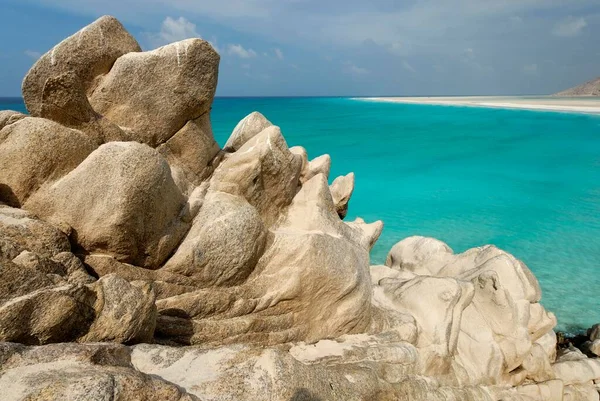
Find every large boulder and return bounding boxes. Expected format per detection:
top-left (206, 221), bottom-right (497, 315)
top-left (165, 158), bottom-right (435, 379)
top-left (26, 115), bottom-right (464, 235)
top-left (22, 15), bottom-right (141, 118)
top-left (156, 174), bottom-right (381, 346)
top-left (162, 191), bottom-right (267, 287)
top-left (377, 236), bottom-right (557, 386)
top-left (88, 38), bottom-right (220, 147)
top-left (25, 142), bottom-right (189, 268)
top-left (0, 117), bottom-right (97, 207)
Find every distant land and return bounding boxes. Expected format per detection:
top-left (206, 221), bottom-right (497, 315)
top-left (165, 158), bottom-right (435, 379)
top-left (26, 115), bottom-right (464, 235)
top-left (554, 76), bottom-right (600, 97)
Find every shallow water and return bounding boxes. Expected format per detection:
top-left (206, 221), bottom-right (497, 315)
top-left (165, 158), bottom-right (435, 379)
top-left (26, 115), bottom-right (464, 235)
top-left (3, 97), bottom-right (600, 333)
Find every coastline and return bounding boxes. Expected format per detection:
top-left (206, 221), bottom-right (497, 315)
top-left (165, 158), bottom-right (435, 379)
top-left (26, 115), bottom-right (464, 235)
top-left (358, 96), bottom-right (600, 114)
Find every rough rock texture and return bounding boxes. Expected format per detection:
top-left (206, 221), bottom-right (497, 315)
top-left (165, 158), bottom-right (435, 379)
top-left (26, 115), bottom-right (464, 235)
top-left (25, 142), bottom-right (190, 268)
top-left (89, 38), bottom-right (220, 147)
top-left (22, 15), bottom-right (141, 118)
top-left (223, 111), bottom-right (273, 152)
top-left (1, 15), bottom-right (599, 401)
top-left (0, 117), bottom-right (97, 207)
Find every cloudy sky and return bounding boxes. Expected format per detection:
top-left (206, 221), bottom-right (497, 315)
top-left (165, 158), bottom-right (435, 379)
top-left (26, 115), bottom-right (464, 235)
top-left (1, 0), bottom-right (599, 96)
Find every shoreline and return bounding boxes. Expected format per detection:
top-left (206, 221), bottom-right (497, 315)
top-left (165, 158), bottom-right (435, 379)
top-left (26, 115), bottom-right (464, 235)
top-left (358, 96), bottom-right (600, 114)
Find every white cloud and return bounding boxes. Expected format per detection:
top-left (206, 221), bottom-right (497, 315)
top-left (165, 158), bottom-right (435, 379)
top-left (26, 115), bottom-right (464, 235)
top-left (552, 16), bottom-right (587, 37)
top-left (402, 60), bottom-right (416, 73)
top-left (343, 62), bottom-right (369, 76)
top-left (24, 50), bottom-right (42, 60)
top-left (148, 16), bottom-right (219, 51)
top-left (523, 63), bottom-right (538, 74)
top-left (274, 48), bottom-right (284, 60)
top-left (157, 16), bottom-right (200, 43)
top-left (227, 44), bottom-right (257, 58)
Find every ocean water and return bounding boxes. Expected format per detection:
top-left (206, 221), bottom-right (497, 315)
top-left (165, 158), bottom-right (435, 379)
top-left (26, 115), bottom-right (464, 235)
top-left (2, 97), bottom-right (600, 333)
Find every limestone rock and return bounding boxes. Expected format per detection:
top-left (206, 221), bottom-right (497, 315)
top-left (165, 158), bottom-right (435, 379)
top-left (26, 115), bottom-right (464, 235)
top-left (25, 142), bottom-right (189, 268)
top-left (330, 172), bottom-right (355, 219)
top-left (22, 15), bottom-right (141, 117)
top-left (80, 275), bottom-right (157, 344)
top-left (0, 117), bottom-right (97, 206)
top-left (224, 111), bottom-right (273, 152)
top-left (89, 38), bottom-right (220, 147)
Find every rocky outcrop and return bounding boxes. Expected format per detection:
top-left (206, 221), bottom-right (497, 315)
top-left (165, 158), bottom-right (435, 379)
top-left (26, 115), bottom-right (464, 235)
top-left (554, 76), bottom-right (600, 96)
top-left (1, 15), bottom-right (599, 401)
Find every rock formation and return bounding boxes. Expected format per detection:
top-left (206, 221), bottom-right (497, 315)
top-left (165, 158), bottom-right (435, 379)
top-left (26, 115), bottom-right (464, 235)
top-left (554, 76), bottom-right (600, 96)
top-left (1, 16), bottom-right (599, 401)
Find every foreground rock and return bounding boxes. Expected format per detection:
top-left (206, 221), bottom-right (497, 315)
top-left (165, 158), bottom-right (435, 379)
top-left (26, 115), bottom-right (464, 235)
top-left (1, 15), bottom-right (599, 401)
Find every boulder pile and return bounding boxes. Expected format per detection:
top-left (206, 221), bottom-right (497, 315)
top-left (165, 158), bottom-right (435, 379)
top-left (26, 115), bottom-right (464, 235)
top-left (0, 16), bottom-right (598, 401)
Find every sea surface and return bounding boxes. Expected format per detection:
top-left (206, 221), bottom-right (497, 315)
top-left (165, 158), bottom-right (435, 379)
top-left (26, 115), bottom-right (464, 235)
top-left (2, 96), bottom-right (600, 333)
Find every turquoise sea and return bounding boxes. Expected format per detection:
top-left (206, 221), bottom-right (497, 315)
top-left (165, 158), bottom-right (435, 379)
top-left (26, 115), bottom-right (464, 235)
top-left (2, 97), bottom-right (600, 333)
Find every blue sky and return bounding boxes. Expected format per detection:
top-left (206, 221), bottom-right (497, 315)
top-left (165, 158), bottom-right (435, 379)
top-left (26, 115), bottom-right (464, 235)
top-left (1, 0), bottom-right (599, 97)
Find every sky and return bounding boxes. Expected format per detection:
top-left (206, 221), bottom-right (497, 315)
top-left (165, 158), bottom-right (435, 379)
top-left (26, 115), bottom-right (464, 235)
top-left (0, 0), bottom-right (599, 97)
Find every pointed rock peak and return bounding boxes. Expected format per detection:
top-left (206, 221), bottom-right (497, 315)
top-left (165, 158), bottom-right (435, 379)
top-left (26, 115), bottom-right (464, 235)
top-left (225, 111), bottom-right (273, 152)
top-left (303, 154), bottom-right (331, 183)
top-left (330, 172), bottom-right (355, 219)
top-left (346, 218), bottom-right (383, 250)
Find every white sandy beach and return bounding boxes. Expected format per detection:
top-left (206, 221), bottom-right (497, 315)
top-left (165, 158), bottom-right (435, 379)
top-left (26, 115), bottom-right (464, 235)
top-left (361, 96), bottom-right (600, 114)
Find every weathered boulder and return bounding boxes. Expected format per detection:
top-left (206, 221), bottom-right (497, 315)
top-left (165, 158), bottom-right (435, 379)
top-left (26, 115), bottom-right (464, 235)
top-left (80, 275), bottom-right (157, 344)
top-left (302, 153), bottom-right (331, 183)
top-left (36, 71), bottom-right (131, 143)
top-left (211, 125), bottom-right (302, 227)
top-left (22, 15), bottom-right (141, 118)
top-left (589, 324), bottom-right (600, 342)
top-left (155, 174), bottom-right (381, 346)
top-left (157, 113), bottom-right (221, 195)
top-left (0, 284), bottom-right (96, 345)
top-left (89, 38), bottom-right (220, 147)
top-left (378, 236), bottom-right (557, 387)
top-left (0, 117), bottom-right (97, 207)
top-left (224, 111), bottom-right (273, 152)
top-left (0, 205), bottom-right (71, 258)
top-left (330, 172), bottom-right (355, 219)
top-left (0, 342), bottom-right (198, 401)
top-left (162, 191), bottom-right (267, 287)
top-left (0, 110), bottom-right (25, 131)
top-left (25, 142), bottom-right (189, 268)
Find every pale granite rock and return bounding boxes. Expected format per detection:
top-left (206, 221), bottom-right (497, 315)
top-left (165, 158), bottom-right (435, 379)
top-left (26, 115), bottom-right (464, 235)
top-left (22, 15), bottom-right (141, 117)
top-left (330, 172), bottom-right (355, 219)
top-left (0, 343), bottom-right (198, 401)
top-left (80, 275), bottom-right (157, 344)
top-left (0, 117), bottom-right (97, 207)
top-left (0, 110), bottom-right (26, 131)
top-left (224, 111), bottom-right (273, 152)
top-left (89, 38), bottom-right (220, 147)
top-left (25, 142), bottom-right (189, 268)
